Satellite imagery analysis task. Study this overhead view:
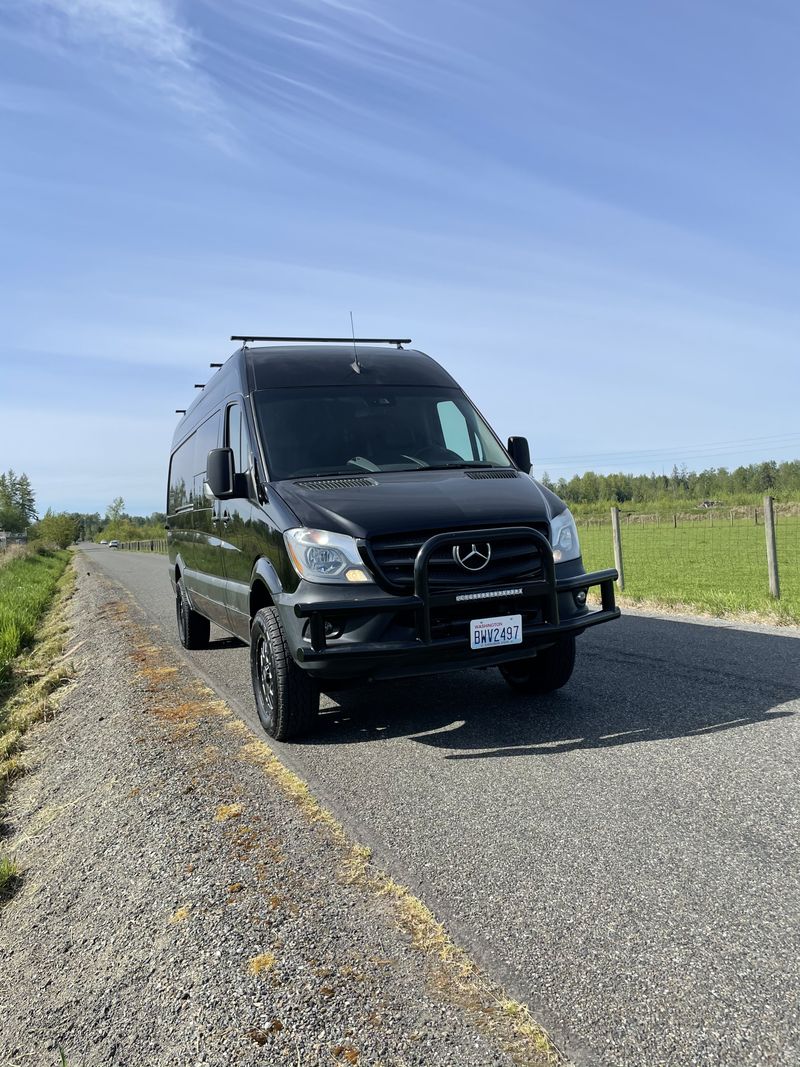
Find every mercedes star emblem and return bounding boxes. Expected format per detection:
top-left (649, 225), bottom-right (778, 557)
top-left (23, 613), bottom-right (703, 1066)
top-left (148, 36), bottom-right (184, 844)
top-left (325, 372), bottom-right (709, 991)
top-left (453, 542), bottom-right (492, 571)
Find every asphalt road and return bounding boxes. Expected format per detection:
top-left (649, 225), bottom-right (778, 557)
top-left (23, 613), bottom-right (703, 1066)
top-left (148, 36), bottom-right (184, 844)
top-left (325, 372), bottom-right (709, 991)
top-left (82, 544), bottom-right (800, 1067)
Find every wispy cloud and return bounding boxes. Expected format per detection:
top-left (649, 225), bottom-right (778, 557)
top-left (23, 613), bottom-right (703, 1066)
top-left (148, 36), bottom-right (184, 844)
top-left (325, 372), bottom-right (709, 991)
top-left (40, 0), bottom-right (195, 65)
top-left (217, 0), bottom-right (468, 79)
top-left (9, 0), bottom-right (235, 147)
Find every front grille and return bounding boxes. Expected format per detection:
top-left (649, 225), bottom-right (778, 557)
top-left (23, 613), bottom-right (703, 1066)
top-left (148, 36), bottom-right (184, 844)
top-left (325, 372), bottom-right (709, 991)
top-left (296, 477), bottom-right (377, 491)
top-left (366, 526), bottom-right (549, 592)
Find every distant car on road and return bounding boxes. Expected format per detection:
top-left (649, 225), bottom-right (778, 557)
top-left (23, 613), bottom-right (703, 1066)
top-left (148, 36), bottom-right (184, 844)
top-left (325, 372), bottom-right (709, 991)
top-left (108, 540), bottom-right (120, 549)
top-left (100, 539), bottom-right (108, 545)
top-left (167, 334), bottom-right (620, 741)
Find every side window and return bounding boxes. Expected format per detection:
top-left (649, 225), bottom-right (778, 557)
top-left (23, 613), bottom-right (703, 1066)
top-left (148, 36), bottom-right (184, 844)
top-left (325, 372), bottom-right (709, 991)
top-left (192, 413), bottom-right (220, 506)
top-left (226, 403), bottom-right (246, 474)
top-left (436, 400), bottom-right (477, 460)
top-left (168, 433), bottom-right (195, 513)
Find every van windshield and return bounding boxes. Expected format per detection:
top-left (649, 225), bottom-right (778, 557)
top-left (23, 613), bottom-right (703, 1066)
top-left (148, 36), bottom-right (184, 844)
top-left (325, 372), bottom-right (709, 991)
top-left (253, 385), bottom-right (512, 480)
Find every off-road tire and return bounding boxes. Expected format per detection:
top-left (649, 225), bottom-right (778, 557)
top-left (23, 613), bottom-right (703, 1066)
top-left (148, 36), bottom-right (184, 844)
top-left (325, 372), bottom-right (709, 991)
top-left (499, 635), bottom-right (576, 695)
top-left (250, 607), bottom-right (319, 740)
top-left (176, 577), bottom-right (210, 650)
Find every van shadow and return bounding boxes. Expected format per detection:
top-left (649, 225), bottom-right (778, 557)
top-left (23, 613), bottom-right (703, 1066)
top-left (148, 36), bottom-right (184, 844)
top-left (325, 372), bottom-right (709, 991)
top-left (314, 616), bottom-right (799, 759)
top-left (207, 635), bottom-right (246, 651)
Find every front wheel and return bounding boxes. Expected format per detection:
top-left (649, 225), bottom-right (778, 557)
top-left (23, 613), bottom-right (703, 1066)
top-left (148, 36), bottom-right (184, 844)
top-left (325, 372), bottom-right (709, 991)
top-left (250, 607), bottom-right (319, 741)
top-left (499, 635), bottom-right (576, 695)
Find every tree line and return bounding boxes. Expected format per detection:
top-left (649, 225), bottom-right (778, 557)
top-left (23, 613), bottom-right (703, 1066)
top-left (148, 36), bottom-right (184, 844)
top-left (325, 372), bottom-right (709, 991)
top-left (0, 471), bottom-right (36, 533)
top-left (1, 472), bottom-right (165, 550)
top-left (0, 470), bottom-right (77, 548)
top-left (4, 457), bottom-right (799, 549)
top-left (541, 459), bottom-right (800, 509)
top-left (89, 497), bottom-right (166, 543)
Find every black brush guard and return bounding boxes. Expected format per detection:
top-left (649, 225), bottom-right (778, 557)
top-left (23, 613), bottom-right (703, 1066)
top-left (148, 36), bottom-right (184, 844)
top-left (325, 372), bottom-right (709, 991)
top-left (293, 526), bottom-right (619, 663)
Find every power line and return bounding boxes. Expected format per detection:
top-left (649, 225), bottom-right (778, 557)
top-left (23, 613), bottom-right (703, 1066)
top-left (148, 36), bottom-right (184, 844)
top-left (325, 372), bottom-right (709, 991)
top-left (537, 432), bottom-right (800, 467)
top-left (543, 448), bottom-right (800, 471)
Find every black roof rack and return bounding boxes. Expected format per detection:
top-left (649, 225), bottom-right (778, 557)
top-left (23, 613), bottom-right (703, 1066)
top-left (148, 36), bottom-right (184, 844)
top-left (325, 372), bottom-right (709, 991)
top-left (231, 335), bottom-right (411, 349)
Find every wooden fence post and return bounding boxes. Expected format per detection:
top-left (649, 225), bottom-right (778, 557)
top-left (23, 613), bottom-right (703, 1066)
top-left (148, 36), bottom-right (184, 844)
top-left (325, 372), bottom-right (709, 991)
top-left (611, 506), bottom-right (624, 591)
top-left (763, 496), bottom-right (780, 599)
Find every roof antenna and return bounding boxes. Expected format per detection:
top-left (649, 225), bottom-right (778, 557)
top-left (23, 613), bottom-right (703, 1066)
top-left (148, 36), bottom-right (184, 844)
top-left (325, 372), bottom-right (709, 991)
top-left (349, 311), bottom-right (361, 375)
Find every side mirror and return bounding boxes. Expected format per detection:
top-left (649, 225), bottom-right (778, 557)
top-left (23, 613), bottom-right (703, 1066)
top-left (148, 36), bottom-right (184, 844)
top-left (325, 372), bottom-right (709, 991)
top-left (507, 436), bottom-right (531, 473)
top-left (206, 448), bottom-right (235, 498)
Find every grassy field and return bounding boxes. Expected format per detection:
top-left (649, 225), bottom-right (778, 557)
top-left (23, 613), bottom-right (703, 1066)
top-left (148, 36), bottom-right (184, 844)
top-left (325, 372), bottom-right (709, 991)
top-left (0, 549), bottom-right (71, 687)
top-left (0, 549), bottom-right (74, 897)
top-left (579, 515), bottom-right (800, 623)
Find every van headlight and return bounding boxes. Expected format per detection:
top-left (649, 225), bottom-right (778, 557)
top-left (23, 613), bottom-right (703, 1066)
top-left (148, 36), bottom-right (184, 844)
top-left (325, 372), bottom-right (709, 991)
top-left (284, 528), bottom-right (374, 584)
top-left (550, 509), bottom-right (581, 563)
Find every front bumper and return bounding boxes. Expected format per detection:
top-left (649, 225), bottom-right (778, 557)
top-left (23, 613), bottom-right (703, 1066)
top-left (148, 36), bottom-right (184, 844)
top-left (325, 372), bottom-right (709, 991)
top-left (278, 526), bottom-right (619, 681)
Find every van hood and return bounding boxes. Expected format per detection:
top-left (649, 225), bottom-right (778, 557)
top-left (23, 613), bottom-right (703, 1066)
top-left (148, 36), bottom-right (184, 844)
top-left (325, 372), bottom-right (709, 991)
top-left (271, 469), bottom-right (558, 539)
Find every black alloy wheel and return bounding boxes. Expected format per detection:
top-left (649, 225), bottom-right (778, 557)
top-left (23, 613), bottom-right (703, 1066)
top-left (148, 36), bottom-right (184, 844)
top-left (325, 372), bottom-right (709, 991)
top-left (255, 629), bottom-right (276, 721)
top-left (250, 607), bottom-right (319, 741)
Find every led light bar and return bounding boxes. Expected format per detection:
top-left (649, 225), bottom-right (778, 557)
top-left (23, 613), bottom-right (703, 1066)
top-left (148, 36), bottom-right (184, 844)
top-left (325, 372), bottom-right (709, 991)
top-left (455, 588), bottom-right (523, 602)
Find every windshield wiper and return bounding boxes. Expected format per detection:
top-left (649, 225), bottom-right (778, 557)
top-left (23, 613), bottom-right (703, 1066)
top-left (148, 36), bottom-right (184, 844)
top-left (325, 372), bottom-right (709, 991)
top-left (292, 470), bottom-right (367, 479)
top-left (415, 462), bottom-right (498, 471)
top-left (293, 461), bottom-right (504, 478)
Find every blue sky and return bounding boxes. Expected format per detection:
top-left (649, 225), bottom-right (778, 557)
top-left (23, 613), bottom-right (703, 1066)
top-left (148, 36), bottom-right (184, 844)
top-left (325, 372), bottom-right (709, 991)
top-left (1, 0), bottom-right (798, 515)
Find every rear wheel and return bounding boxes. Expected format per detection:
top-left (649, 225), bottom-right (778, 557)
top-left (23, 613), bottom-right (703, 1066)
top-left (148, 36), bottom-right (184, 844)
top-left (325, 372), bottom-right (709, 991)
top-left (176, 577), bottom-right (210, 650)
top-left (499, 635), bottom-right (576, 694)
top-left (250, 607), bottom-right (319, 741)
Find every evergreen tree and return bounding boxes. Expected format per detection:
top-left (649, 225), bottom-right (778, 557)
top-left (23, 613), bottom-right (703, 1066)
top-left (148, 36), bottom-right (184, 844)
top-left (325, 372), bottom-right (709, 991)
top-left (0, 470), bottom-right (16, 510)
top-left (0, 469), bottom-right (33, 533)
top-left (14, 473), bottom-right (36, 524)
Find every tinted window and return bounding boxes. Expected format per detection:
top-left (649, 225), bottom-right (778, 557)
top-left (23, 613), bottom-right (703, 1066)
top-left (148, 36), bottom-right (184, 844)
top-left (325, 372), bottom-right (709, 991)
top-left (253, 386), bottom-right (509, 480)
top-left (192, 413), bottom-right (220, 506)
top-left (168, 433), bottom-right (194, 514)
top-left (226, 403), bottom-right (247, 474)
top-left (437, 400), bottom-right (478, 461)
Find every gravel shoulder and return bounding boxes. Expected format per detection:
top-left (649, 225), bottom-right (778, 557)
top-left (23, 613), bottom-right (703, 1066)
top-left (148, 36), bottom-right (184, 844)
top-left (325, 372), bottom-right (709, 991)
top-left (0, 564), bottom-right (559, 1067)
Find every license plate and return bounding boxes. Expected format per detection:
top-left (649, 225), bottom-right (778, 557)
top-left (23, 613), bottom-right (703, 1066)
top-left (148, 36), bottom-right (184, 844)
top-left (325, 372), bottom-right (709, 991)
top-left (470, 614), bottom-right (522, 650)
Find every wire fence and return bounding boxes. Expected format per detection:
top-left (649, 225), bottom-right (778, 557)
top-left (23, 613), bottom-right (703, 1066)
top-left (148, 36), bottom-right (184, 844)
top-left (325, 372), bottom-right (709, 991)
top-left (0, 533), bottom-right (28, 554)
top-left (578, 499), bottom-right (800, 621)
top-left (114, 503), bottom-right (800, 622)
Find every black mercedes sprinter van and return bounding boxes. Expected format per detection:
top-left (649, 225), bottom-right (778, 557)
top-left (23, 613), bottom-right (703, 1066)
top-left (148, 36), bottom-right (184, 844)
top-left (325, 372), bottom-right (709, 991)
top-left (167, 336), bottom-right (619, 740)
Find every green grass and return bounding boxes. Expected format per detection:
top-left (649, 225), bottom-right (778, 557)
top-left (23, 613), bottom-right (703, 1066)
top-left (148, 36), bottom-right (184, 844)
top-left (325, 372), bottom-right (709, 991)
top-left (0, 853), bottom-right (20, 898)
top-left (579, 515), bottom-right (800, 623)
top-left (0, 549), bottom-right (71, 687)
top-left (0, 555), bottom-right (75, 904)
